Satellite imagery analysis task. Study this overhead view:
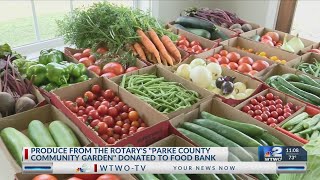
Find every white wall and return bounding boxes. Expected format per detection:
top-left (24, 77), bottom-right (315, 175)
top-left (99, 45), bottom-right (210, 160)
top-left (154, 0), bottom-right (280, 28)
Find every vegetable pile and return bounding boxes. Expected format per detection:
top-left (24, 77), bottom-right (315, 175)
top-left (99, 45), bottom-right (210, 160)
top-left (266, 73), bottom-right (320, 106)
top-left (63, 84), bottom-right (147, 144)
top-left (282, 112), bottom-right (320, 141)
top-left (296, 58), bottom-right (320, 78)
top-left (176, 35), bottom-right (211, 54)
top-left (32, 174), bottom-right (121, 180)
top-left (241, 92), bottom-right (301, 126)
top-left (175, 58), bottom-right (255, 100)
top-left (182, 7), bottom-right (253, 33)
top-left (235, 46), bottom-right (287, 64)
top-left (206, 49), bottom-right (270, 76)
top-left (13, 49), bottom-right (89, 91)
top-left (120, 74), bottom-right (200, 113)
top-left (1, 120), bottom-right (80, 166)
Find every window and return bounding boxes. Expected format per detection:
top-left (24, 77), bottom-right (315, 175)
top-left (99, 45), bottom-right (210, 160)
top-left (0, 0), bottom-right (140, 49)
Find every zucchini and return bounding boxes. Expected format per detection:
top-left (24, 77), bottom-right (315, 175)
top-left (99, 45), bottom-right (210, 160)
top-left (182, 122), bottom-right (254, 161)
top-left (135, 174), bottom-right (159, 180)
top-left (303, 114), bottom-right (320, 128)
top-left (260, 133), bottom-right (285, 146)
top-left (49, 121), bottom-right (80, 147)
top-left (216, 174), bottom-right (236, 180)
top-left (211, 29), bottom-right (229, 41)
top-left (266, 174), bottom-right (279, 180)
top-left (281, 74), bottom-right (300, 82)
top-left (175, 16), bottom-right (216, 33)
top-left (311, 130), bottom-right (319, 140)
top-left (290, 82), bottom-right (320, 96)
top-left (250, 174), bottom-right (269, 180)
top-left (28, 120), bottom-right (57, 147)
top-left (201, 112), bottom-right (266, 136)
top-left (161, 174), bottom-right (190, 180)
top-left (282, 112), bottom-right (309, 129)
top-left (298, 121), bottom-right (320, 135)
top-left (275, 84), bottom-right (314, 104)
top-left (193, 119), bottom-right (262, 147)
top-left (177, 128), bottom-right (219, 147)
top-left (298, 74), bottom-right (320, 88)
top-left (185, 27), bottom-right (211, 39)
top-left (1, 127), bottom-right (35, 166)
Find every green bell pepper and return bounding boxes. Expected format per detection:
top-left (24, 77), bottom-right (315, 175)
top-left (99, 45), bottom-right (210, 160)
top-left (39, 49), bottom-right (64, 65)
top-left (26, 64), bottom-right (48, 86)
top-left (42, 83), bottom-right (58, 92)
top-left (71, 63), bottom-right (86, 78)
top-left (46, 62), bottom-right (70, 85)
top-left (75, 75), bottom-right (89, 83)
top-left (13, 58), bottom-right (38, 75)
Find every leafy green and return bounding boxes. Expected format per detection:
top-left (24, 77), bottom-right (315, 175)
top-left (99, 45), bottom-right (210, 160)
top-left (0, 43), bottom-right (23, 60)
top-left (278, 139), bottom-right (320, 180)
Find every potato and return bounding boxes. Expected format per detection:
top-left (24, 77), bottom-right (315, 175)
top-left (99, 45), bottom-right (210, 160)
top-left (15, 97), bottom-right (36, 113)
top-left (0, 92), bottom-right (15, 117)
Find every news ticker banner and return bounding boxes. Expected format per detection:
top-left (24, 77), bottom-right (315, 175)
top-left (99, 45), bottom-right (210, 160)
top-left (22, 146), bottom-right (307, 174)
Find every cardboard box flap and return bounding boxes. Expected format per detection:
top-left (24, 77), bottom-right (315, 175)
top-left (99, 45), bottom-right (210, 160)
top-left (255, 64), bottom-right (298, 82)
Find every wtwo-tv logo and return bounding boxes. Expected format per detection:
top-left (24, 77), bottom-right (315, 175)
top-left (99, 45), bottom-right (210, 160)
top-left (264, 147), bottom-right (283, 161)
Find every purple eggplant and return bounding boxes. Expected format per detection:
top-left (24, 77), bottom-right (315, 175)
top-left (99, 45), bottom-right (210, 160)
top-left (221, 81), bottom-right (234, 95)
top-left (215, 76), bottom-right (225, 89)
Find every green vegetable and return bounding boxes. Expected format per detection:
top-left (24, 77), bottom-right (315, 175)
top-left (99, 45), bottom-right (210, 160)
top-left (282, 112), bottom-right (309, 129)
top-left (266, 174), bottom-right (279, 180)
top-left (1, 127), bottom-right (35, 166)
top-left (290, 82), bottom-right (320, 96)
top-left (181, 122), bottom-right (254, 161)
top-left (39, 49), bottom-right (64, 65)
top-left (160, 174), bottom-right (190, 180)
top-left (191, 174), bottom-right (220, 180)
top-left (12, 59), bottom-right (38, 75)
top-left (177, 128), bottom-right (219, 147)
top-left (311, 130), bottom-right (319, 140)
top-left (135, 174), bottom-right (159, 180)
top-left (289, 118), bottom-right (311, 133)
top-left (201, 111), bottom-right (266, 136)
top-left (259, 133), bottom-right (285, 146)
top-left (250, 174), bottom-right (269, 180)
top-left (46, 62), bottom-right (70, 85)
top-left (296, 60), bottom-right (320, 78)
top-left (48, 121), bottom-right (80, 147)
top-left (273, 84), bottom-right (314, 104)
top-left (185, 27), bottom-right (211, 39)
top-left (254, 137), bottom-right (269, 146)
top-left (28, 120), bottom-right (57, 147)
top-left (303, 114), bottom-right (320, 129)
top-left (42, 83), bottom-right (59, 92)
top-left (71, 63), bottom-right (87, 78)
top-left (193, 119), bottom-right (262, 147)
top-left (216, 174), bottom-right (236, 180)
top-left (281, 74), bottom-right (300, 81)
top-left (26, 64), bottom-right (48, 86)
top-left (298, 121), bottom-right (320, 135)
top-left (74, 74), bottom-right (89, 83)
top-left (298, 74), bottom-right (320, 88)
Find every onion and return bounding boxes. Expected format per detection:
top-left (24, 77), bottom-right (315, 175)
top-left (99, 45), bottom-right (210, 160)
top-left (206, 62), bottom-right (222, 79)
top-left (190, 66), bottom-right (212, 88)
top-left (175, 64), bottom-right (191, 79)
top-left (189, 58), bottom-right (206, 69)
top-left (233, 82), bottom-right (247, 93)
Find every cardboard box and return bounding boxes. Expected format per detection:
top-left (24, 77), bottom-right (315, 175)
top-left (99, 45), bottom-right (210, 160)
top-left (240, 27), bottom-right (316, 54)
top-left (170, 98), bottom-right (303, 146)
top-left (235, 88), bottom-right (306, 127)
top-left (255, 64), bottom-right (299, 82)
top-left (0, 105), bottom-right (91, 174)
top-left (15, 173), bottom-right (136, 180)
top-left (300, 42), bottom-right (320, 55)
top-left (111, 65), bottom-right (213, 118)
top-left (149, 134), bottom-right (194, 147)
top-left (221, 37), bottom-right (299, 62)
top-left (169, 55), bottom-right (264, 106)
top-left (51, 76), bottom-right (170, 147)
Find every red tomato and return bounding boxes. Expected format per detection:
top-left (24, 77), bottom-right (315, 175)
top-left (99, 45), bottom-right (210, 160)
top-left (179, 35), bottom-right (187, 40)
top-left (220, 64), bottom-right (230, 69)
top-left (96, 174), bottom-right (121, 180)
top-left (101, 72), bottom-right (117, 78)
top-left (254, 115), bottom-right (263, 121)
top-left (242, 105), bottom-right (251, 112)
top-left (82, 48), bottom-right (91, 57)
top-left (238, 56), bottom-right (254, 65)
top-left (275, 99), bottom-right (283, 104)
top-left (67, 177), bottom-right (83, 180)
top-left (284, 112), bottom-right (291, 118)
top-left (97, 47), bottom-right (108, 54)
top-left (278, 116), bottom-right (285, 123)
top-left (252, 60), bottom-right (269, 71)
top-left (91, 85), bottom-right (101, 94)
top-left (269, 105), bottom-right (276, 112)
top-left (271, 111), bottom-right (279, 119)
top-left (125, 67), bottom-right (139, 73)
top-left (256, 95), bottom-right (265, 102)
top-left (131, 121), bottom-right (140, 127)
top-left (192, 45), bottom-right (203, 52)
top-left (103, 116), bottom-right (115, 127)
top-left (276, 108), bottom-right (283, 115)
top-left (75, 97), bottom-right (85, 107)
top-left (207, 57), bottom-right (219, 63)
top-left (194, 49), bottom-right (203, 54)
top-left (266, 93), bottom-right (274, 100)
top-left (261, 113), bottom-right (268, 121)
top-left (79, 57), bottom-right (92, 67)
top-left (88, 55), bottom-right (96, 64)
top-left (261, 35), bottom-right (273, 42)
top-left (267, 118), bottom-right (276, 125)
top-left (237, 63), bottom-right (252, 73)
top-left (228, 62), bottom-right (239, 70)
top-left (108, 107), bottom-right (118, 117)
top-left (190, 41), bottom-right (200, 47)
top-left (107, 137), bottom-right (116, 144)
top-left (85, 106), bottom-right (95, 114)
top-left (218, 57), bottom-right (230, 64)
top-left (88, 110), bottom-right (100, 120)
top-left (73, 53), bottom-right (82, 60)
top-left (178, 39), bottom-right (190, 47)
top-left (103, 89), bottom-right (115, 99)
top-left (32, 174), bottom-right (58, 180)
top-left (84, 91), bottom-right (95, 102)
top-left (226, 52), bottom-right (240, 63)
top-left (88, 65), bottom-right (101, 76)
top-left (102, 62), bottom-right (124, 75)
top-left (96, 122), bottom-right (108, 135)
top-left (97, 105), bottom-right (108, 116)
top-left (261, 39), bottom-right (274, 46)
top-left (248, 70), bottom-right (258, 76)
top-left (128, 111), bottom-right (139, 121)
top-left (219, 50), bottom-right (228, 56)
top-left (265, 32), bottom-right (280, 42)
top-left (113, 125), bottom-right (122, 134)
top-left (248, 110), bottom-right (255, 117)
top-left (213, 54), bottom-right (221, 59)
top-left (178, 45), bottom-right (188, 51)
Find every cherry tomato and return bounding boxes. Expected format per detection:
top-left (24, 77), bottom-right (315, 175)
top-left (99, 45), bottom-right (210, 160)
top-left (96, 174), bottom-right (121, 180)
top-left (94, 101), bottom-right (101, 109)
top-left (113, 134), bottom-right (120, 140)
top-left (102, 116), bottom-right (115, 127)
top-left (32, 174), bottom-right (58, 180)
top-left (109, 101), bottom-right (116, 107)
top-left (248, 110), bottom-right (255, 116)
top-left (77, 110), bottom-right (85, 116)
top-left (261, 113), bottom-right (268, 121)
top-left (206, 57), bottom-right (219, 63)
top-left (286, 102), bottom-right (294, 109)
top-left (250, 99), bottom-right (259, 105)
top-left (266, 93), bottom-right (274, 100)
top-left (178, 39), bottom-right (190, 47)
top-left (264, 111), bottom-right (271, 117)
top-left (101, 72), bottom-right (117, 78)
top-left (276, 108), bottom-right (283, 115)
top-left (106, 128), bottom-right (114, 136)
top-left (261, 107), bottom-right (269, 112)
top-left (103, 89), bottom-right (115, 100)
top-left (75, 97), bottom-right (85, 107)
top-left (123, 123), bottom-right (130, 130)
top-left (96, 122), bottom-right (108, 135)
top-left (84, 91), bottom-right (94, 102)
top-left (242, 105), bottom-right (251, 112)
top-left (248, 104), bottom-right (255, 109)
top-left (120, 112), bottom-right (128, 120)
top-left (114, 125), bottom-right (122, 134)
top-left (128, 111), bottom-right (139, 121)
top-left (275, 99), bottom-right (283, 104)
top-left (113, 96), bottom-right (120, 103)
top-left (131, 121), bottom-right (140, 127)
top-left (90, 119), bottom-right (100, 128)
top-left (102, 62), bottom-right (124, 75)
top-left (97, 105), bottom-right (108, 116)
top-left (125, 67), bottom-right (139, 73)
top-left (271, 111), bottom-right (278, 119)
top-left (275, 104), bottom-right (283, 109)
top-left (67, 103), bottom-right (79, 113)
top-left (97, 47), bottom-right (108, 54)
top-left (284, 108), bottom-right (292, 114)
top-left (254, 105), bottom-right (262, 110)
top-left (101, 101), bottom-right (110, 107)
top-left (267, 118), bottom-right (276, 125)
top-left (88, 110), bottom-right (100, 120)
top-left (254, 115), bottom-right (263, 121)
top-left (283, 112), bottom-right (292, 118)
top-left (108, 107), bottom-right (118, 117)
top-left (278, 116), bottom-right (285, 123)
top-left (260, 101), bottom-right (267, 107)
top-left (269, 105), bottom-right (276, 112)
top-left (268, 100), bottom-right (275, 106)
top-left (88, 65), bottom-right (101, 76)
top-left (73, 53), bottom-right (82, 60)
top-left (129, 126), bottom-right (137, 132)
top-left (91, 85), bottom-right (102, 94)
top-left (79, 57), bottom-right (92, 67)
top-left (107, 137), bottom-right (116, 144)
top-left (256, 95), bottom-right (265, 103)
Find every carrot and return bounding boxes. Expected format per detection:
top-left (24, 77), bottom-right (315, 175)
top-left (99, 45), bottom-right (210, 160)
top-left (161, 35), bottom-right (181, 62)
top-left (136, 29), bottom-right (162, 64)
top-left (130, 45), bottom-right (138, 56)
top-left (148, 29), bottom-right (174, 66)
top-left (160, 53), bottom-right (168, 66)
top-left (133, 43), bottom-right (146, 61)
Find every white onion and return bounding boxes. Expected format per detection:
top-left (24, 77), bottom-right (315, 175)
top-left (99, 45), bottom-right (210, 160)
top-left (175, 64), bottom-right (191, 79)
top-left (189, 58), bottom-right (206, 69)
top-left (190, 66), bottom-right (212, 88)
top-left (233, 82), bottom-right (247, 93)
top-left (206, 62), bottom-right (222, 79)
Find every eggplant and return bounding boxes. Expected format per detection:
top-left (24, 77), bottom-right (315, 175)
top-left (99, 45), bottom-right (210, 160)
top-left (216, 76), bottom-right (225, 89)
top-left (223, 76), bottom-right (236, 82)
top-left (221, 81), bottom-right (234, 95)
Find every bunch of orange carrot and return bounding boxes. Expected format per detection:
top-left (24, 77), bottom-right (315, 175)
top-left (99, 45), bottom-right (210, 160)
top-left (132, 28), bottom-right (182, 66)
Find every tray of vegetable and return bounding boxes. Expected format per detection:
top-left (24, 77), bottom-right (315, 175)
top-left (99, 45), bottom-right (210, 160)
top-left (236, 89), bottom-right (305, 127)
top-left (241, 27), bottom-right (315, 54)
top-left (51, 76), bottom-right (169, 146)
top-left (221, 37), bottom-right (300, 64)
top-left (179, 7), bottom-right (260, 34)
top-left (286, 52), bottom-right (320, 78)
top-left (196, 45), bottom-right (273, 77)
top-left (111, 65), bottom-right (213, 118)
top-left (173, 56), bottom-right (264, 106)
top-left (0, 43), bottom-right (46, 118)
top-left (0, 104), bottom-right (90, 172)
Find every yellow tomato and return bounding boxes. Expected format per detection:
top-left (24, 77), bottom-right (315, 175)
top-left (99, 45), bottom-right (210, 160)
top-left (281, 60), bottom-right (287, 64)
top-left (248, 48), bottom-right (254, 53)
top-left (270, 56), bottom-right (278, 61)
top-left (259, 52), bottom-right (267, 56)
top-left (275, 60), bottom-right (282, 63)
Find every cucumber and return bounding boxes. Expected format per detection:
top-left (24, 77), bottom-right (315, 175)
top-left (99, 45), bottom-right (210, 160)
top-left (1, 127), bottom-right (35, 166)
top-left (160, 174), bottom-right (190, 180)
top-left (260, 133), bottom-right (284, 146)
top-left (49, 121), bottom-right (80, 147)
top-left (185, 27), bottom-right (211, 39)
top-left (290, 82), bottom-right (320, 96)
top-left (298, 74), bottom-right (320, 88)
top-left (298, 121), bottom-right (320, 135)
top-left (250, 174), bottom-right (269, 180)
top-left (306, 133), bottom-right (311, 140)
top-left (254, 137), bottom-right (269, 146)
top-left (182, 122), bottom-right (254, 161)
top-left (211, 29), bottom-right (229, 41)
top-left (303, 114), bottom-right (320, 128)
top-left (216, 174), bottom-right (236, 180)
top-left (175, 16), bottom-right (216, 34)
top-left (201, 112), bottom-right (266, 136)
top-left (282, 112), bottom-right (309, 129)
top-left (135, 174), bottom-right (159, 180)
top-left (266, 174), bottom-right (279, 180)
top-left (281, 74), bottom-right (300, 82)
top-left (193, 119), bottom-right (262, 147)
top-left (289, 119), bottom-right (309, 133)
top-left (177, 128), bottom-right (219, 147)
top-left (28, 120), bottom-right (57, 147)
top-left (311, 130), bottom-right (319, 140)
top-left (193, 174), bottom-right (220, 180)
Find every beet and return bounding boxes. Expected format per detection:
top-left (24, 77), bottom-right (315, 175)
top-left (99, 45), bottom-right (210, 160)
top-left (22, 94), bottom-right (37, 104)
top-left (15, 97), bottom-right (36, 113)
top-left (0, 92), bottom-right (15, 117)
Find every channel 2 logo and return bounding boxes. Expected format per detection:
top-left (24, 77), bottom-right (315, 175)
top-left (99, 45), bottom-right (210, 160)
top-left (263, 147), bottom-right (283, 161)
